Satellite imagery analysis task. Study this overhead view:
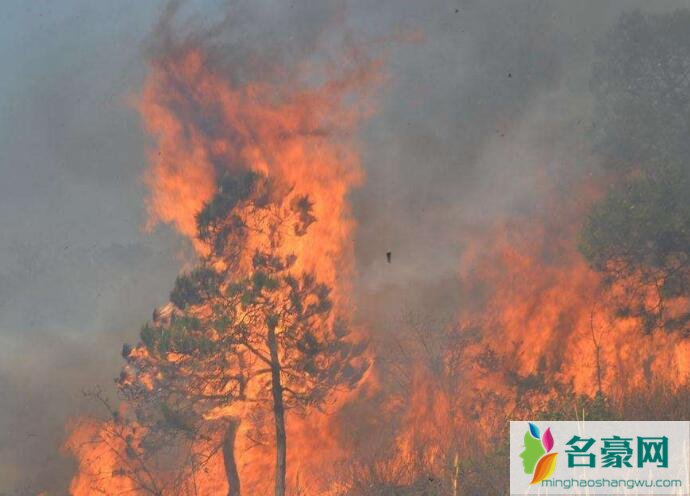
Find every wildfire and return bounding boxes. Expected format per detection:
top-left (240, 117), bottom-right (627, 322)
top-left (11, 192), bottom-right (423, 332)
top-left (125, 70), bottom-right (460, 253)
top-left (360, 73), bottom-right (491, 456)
top-left (352, 178), bottom-right (690, 493)
top-left (63, 18), bottom-right (690, 496)
top-left (140, 47), bottom-right (377, 292)
top-left (459, 195), bottom-right (689, 400)
top-left (66, 29), bottom-right (382, 496)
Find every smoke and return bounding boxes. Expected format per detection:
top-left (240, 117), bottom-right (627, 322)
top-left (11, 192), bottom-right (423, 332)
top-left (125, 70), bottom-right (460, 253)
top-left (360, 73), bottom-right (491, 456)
top-left (3, 0), bottom-right (690, 493)
top-left (354, 0), bottom-right (573, 335)
top-left (351, 0), bottom-right (688, 329)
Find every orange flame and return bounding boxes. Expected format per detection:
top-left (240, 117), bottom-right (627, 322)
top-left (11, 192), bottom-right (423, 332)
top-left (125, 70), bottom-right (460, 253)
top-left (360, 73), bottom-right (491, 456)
top-left (140, 47), bottom-right (380, 292)
top-left (458, 191), bottom-right (690, 411)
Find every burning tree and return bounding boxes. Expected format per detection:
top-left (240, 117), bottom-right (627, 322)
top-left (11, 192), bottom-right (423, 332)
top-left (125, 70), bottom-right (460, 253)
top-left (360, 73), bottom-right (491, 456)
top-left (66, 386), bottom-right (218, 496)
top-left (120, 170), bottom-right (367, 496)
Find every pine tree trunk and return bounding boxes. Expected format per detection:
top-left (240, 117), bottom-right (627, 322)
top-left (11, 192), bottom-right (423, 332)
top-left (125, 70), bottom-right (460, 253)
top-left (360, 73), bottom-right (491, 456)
top-left (267, 323), bottom-right (287, 496)
top-left (222, 417), bottom-right (242, 496)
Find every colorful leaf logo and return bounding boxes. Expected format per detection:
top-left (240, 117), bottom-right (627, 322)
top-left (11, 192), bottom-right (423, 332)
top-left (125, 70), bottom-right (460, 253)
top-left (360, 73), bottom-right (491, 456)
top-left (530, 452), bottom-right (558, 485)
top-left (521, 423), bottom-right (557, 484)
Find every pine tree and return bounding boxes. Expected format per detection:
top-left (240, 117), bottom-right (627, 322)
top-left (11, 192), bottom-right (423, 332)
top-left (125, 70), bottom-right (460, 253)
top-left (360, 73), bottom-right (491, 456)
top-left (121, 171), bottom-right (368, 496)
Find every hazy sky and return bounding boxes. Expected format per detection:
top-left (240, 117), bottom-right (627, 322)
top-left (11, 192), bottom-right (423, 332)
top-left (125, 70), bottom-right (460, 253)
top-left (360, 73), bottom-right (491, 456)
top-left (2, 0), bottom-right (689, 492)
top-left (0, 1), bottom-right (185, 489)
